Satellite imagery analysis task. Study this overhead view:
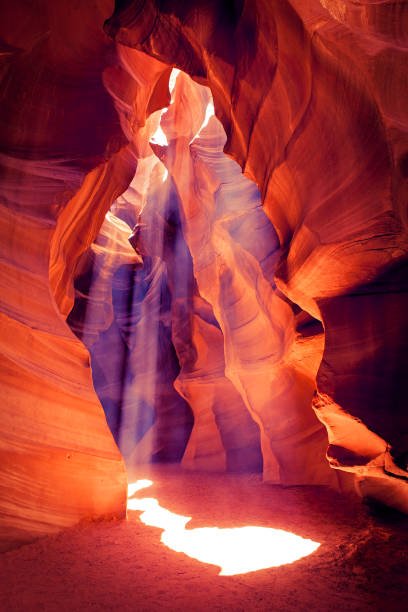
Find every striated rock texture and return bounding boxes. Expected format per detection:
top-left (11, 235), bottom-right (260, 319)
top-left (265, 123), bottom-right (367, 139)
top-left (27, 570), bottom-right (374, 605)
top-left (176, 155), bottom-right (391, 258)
top-left (0, 1), bottom-right (133, 551)
top-left (0, 0), bottom-right (407, 552)
top-left (148, 71), bottom-right (338, 487)
top-left (104, 0), bottom-right (408, 510)
top-left (0, 2), bottom-right (176, 550)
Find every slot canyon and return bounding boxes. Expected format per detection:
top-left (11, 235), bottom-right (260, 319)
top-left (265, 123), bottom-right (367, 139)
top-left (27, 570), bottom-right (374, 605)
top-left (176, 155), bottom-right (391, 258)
top-left (0, 1), bottom-right (407, 610)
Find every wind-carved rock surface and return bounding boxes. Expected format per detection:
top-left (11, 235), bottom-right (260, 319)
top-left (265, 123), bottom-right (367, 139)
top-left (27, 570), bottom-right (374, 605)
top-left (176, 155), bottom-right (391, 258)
top-left (0, 3), bottom-right (175, 551)
top-left (73, 58), bottom-right (333, 484)
top-left (0, 2), bottom-right (136, 551)
top-left (148, 71), bottom-right (339, 487)
top-left (1, 0), bottom-right (407, 555)
top-left (105, 0), bottom-right (408, 510)
top-left (70, 59), bottom-right (264, 474)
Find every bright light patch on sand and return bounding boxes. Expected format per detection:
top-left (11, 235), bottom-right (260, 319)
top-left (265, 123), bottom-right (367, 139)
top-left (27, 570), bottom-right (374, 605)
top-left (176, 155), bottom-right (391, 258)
top-left (127, 480), bottom-right (320, 576)
top-left (128, 480), bottom-right (154, 496)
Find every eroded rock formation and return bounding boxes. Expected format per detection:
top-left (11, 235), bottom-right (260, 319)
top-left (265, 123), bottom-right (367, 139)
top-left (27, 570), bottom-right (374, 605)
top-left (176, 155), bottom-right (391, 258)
top-left (105, 0), bottom-right (408, 507)
top-left (0, 0), bottom-right (407, 551)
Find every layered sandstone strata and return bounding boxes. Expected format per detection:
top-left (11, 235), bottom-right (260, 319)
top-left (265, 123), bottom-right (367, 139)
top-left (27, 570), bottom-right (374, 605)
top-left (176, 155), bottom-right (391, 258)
top-left (1, 0), bottom-right (407, 554)
top-left (104, 0), bottom-right (408, 510)
top-left (0, 2), bottom-right (171, 551)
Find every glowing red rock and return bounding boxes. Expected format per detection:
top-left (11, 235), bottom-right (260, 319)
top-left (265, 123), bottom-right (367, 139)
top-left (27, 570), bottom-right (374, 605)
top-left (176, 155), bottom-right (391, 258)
top-left (0, 3), bottom-right (175, 550)
top-left (1, 0), bottom-right (408, 555)
top-left (106, 0), bottom-right (408, 510)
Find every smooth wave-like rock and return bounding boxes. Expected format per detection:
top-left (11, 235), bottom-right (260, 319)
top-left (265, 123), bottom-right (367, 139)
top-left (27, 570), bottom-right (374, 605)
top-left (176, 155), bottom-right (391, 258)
top-left (148, 70), bottom-right (338, 486)
top-left (66, 42), bottom-right (266, 475)
top-left (1, 0), bottom-right (408, 554)
top-left (105, 0), bottom-right (408, 509)
top-left (0, 3), bottom-right (174, 551)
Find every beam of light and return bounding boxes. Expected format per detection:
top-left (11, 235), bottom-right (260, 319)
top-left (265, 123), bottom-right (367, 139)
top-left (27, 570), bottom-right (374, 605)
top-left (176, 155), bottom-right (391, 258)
top-left (200, 101), bottom-right (215, 132)
top-left (103, 210), bottom-right (133, 232)
top-left (190, 101), bottom-right (215, 145)
top-left (169, 68), bottom-right (180, 95)
top-left (150, 108), bottom-right (169, 146)
top-left (127, 480), bottom-right (320, 576)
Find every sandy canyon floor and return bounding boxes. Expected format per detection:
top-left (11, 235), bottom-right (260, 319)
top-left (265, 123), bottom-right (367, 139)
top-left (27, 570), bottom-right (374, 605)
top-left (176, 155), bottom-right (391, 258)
top-left (1, 465), bottom-right (407, 611)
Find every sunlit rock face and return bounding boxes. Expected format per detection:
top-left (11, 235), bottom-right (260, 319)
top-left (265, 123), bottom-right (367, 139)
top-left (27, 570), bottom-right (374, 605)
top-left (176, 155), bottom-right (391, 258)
top-left (68, 52), bottom-right (335, 485)
top-left (104, 0), bottom-right (408, 510)
top-left (0, 2), bottom-right (133, 551)
top-left (148, 71), bottom-right (337, 486)
top-left (0, 2), bottom-right (175, 550)
top-left (68, 65), bottom-right (266, 475)
top-left (0, 0), bottom-right (407, 553)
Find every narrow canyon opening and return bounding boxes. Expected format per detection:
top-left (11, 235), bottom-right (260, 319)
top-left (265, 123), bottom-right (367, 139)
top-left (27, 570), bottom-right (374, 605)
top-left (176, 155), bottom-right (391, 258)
top-left (64, 66), bottom-right (331, 576)
top-left (67, 67), bottom-right (283, 477)
top-left (1, 1), bottom-right (408, 608)
top-left (66, 63), bottom-right (334, 489)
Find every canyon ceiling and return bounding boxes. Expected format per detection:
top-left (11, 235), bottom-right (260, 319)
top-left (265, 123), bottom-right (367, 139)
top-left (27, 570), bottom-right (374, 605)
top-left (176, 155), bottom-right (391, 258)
top-left (0, 0), bottom-right (407, 551)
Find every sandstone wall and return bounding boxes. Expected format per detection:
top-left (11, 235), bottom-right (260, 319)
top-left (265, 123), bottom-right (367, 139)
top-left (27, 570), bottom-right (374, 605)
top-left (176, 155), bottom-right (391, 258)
top-left (105, 0), bottom-right (408, 510)
top-left (1, 0), bottom-right (407, 554)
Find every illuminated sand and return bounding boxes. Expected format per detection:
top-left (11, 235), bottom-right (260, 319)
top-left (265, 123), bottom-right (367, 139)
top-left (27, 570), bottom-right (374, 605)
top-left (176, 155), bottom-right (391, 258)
top-left (127, 479), bottom-right (320, 575)
top-left (1, 467), bottom-right (406, 611)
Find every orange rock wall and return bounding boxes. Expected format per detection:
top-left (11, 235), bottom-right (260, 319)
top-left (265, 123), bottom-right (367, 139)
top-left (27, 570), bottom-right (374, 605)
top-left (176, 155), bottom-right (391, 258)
top-left (105, 0), bottom-right (408, 510)
top-left (149, 71), bottom-right (338, 487)
top-left (0, 1), bottom-right (134, 551)
top-left (1, 0), bottom-right (408, 554)
top-left (0, 2), bottom-right (173, 551)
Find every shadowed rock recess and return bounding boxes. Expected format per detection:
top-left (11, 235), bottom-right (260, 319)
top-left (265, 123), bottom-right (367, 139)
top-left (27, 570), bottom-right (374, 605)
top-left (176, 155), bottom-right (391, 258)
top-left (0, 0), bottom-right (407, 550)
